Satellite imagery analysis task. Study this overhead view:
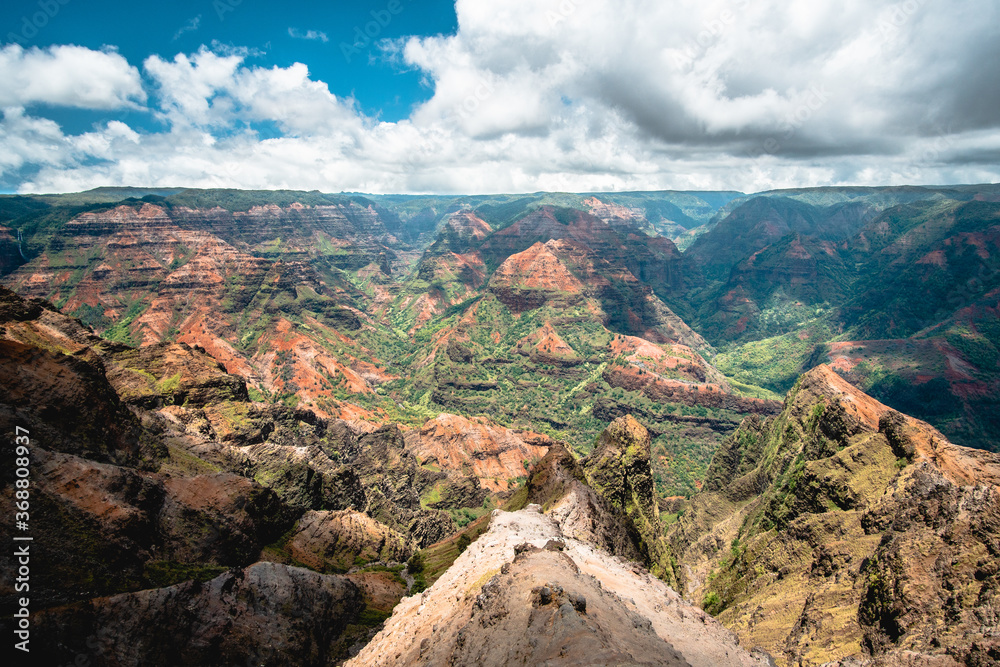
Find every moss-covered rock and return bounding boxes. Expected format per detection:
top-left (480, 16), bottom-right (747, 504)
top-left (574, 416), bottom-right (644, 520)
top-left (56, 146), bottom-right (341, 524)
top-left (583, 415), bottom-right (675, 584)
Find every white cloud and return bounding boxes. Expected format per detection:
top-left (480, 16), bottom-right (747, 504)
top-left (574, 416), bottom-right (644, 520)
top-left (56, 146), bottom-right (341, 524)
top-left (143, 47), bottom-right (360, 136)
top-left (173, 16), bottom-right (202, 41)
top-left (143, 48), bottom-right (245, 128)
top-left (0, 44), bottom-right (146, 110)
top-left (4, 0), bottom-right (1000, 194)
top-left (288, 28), bottom-right (329, 43)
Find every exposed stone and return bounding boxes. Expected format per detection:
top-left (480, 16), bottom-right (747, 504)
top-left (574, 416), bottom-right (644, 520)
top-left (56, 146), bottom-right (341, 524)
top-left (31, 563), bottom-right (363, 667)
top-left (667, 364), bottom-right (1000, 665)
top-left (584, 415), bottom-right (675, 583)
top-left (283, 509), bottom-right (413, 573)
top-left (346, 506), bottom-right (769, 667)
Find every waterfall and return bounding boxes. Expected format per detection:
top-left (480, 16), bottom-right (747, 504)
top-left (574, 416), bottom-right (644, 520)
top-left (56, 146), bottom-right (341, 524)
top-left (17, 228), bottom-right (28, 261)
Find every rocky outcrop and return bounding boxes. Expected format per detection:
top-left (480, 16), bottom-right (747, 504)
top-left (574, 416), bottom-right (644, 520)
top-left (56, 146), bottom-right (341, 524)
top-left (282, 509), bottom-right (414, 573)
top-left (583, 416), bottom-right (675, 583)
top-left (526, 442), bottom-right (645, 564)
top-left (0, 446), bottom-right (295, 610)
top-left (347, 505), bottom-right (770, 667)
top-left (31, 562), bottom-right (363, 667)
top-left (488, 241), bottom-right (586, 312)
top-left (515, 321), bottom-right (582, 366)
top-left (667, 364), bottom-right (1000, 665)
top-left (107, 341), bottom-right (249, 408)
top-left (584, 195), bottom-right (648, 228)
top-left (436, 209), bottom-right (493, 251)
top-left (603, 359), bottom-right (781, 415)
top-left (406, 413), bottom-right (553, 493)
top-left (478, 205), bottom-right (694, 296)
top-left (0, 286), bottom-right (453, 620)
top-left (0, 289), bottom-right (154, 466)
top-left (196, 416), bottom-right (460, 548)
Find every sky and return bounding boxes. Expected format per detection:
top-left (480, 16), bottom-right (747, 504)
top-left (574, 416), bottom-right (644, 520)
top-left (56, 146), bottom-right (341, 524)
top-left (1, 0), bottom-right (998, 195)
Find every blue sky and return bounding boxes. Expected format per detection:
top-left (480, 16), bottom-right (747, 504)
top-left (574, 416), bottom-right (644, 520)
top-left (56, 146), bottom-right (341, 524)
top-left (1, 0), bottom-right (999, 194)
top-left (2, 0), bottom-right (457, 127)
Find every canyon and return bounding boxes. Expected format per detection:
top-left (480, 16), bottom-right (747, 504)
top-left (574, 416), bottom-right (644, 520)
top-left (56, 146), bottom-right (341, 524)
top-left (2, 184), bottom-right (1000, 665)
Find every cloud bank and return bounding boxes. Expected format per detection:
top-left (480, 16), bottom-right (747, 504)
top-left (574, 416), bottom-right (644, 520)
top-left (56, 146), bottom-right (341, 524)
top-left (2, 0), bottom-right (999, 194)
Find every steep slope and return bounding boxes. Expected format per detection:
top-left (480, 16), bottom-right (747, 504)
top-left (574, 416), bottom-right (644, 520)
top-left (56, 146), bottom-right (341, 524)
top-left (703, 193), bottom-right (1000, 452)
top-left (841, 199), bottom-right (1000, 340)
top-left (686, 196), bottom-right (876, 282)
top-left (397, 209), bottom-right (494, 329)
top-left (410, 245), bottom-right (777, 455)
top-left (488, 240), bottom-right (587, 312)
top-left (488, 238), bottom-right (706, 347)
top-left (277, 509), bottom-right (414, 573)
top-left (667, 364), bottom-right (1000, 665)
top-left (404, 413), bottom-right (552, 493)
top-left (1, 200), bottom-right (406, 417)
top-left (696, 234), bottom-right (851, 343)
top-left (348, 504), bottom-right (770, 667)
top-left (583, 416), bottom-right (674, 582)
top-left (31, 562), bottom-right (364, 667)
top-left (0, 287), bottom-right (523, 629)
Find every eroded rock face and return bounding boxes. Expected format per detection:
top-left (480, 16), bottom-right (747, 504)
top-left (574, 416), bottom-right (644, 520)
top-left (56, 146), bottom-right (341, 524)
top-left (528, 442), bottom-right (645, 564)
top-left (0, 287), bottom-right (151, 465)
top-left (192, 413), bottom-right (460, 548)
top-left (31, 562), bottom-right (363, 667)
top-left (488, 241), bottom-right (586, 312)
top-left (515, 321), bottom-right (582, 366)
top-left (0, 286), bottom-right (446, 633)
top-left (583, 415), bottom-right (675, 583)
top-left (405, 413), bottom-right (553, 493)
top-left (0, 447), bottom-right (295, 610)
top-left (283, 509), bottom-right (414, 573)
top-left (107, 341), bottom-right (249, 408)
top-left (668, 364), bottom-right (1000, 665)
top-left (346, 506), bottom-right (770, 667)
top-left (0, 202), bottom-right (401, 416)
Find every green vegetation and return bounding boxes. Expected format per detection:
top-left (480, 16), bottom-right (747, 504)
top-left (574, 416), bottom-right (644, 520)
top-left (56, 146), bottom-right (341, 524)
top-left (701, 591), bottom-right (723, 615)
top-left (101, 300), bottom-right (150, 345)
top-left (715, 325), bottom-right (831, 394)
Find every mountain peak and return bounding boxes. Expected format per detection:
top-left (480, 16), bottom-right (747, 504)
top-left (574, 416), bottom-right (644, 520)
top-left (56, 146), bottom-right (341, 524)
top-left (584, 415), bottom-right (653, 511)
top-left (671, 363), bottom-right (1000, 663)
top-left (444, 209), bottom-right (492, 241)
top-left (488, 241), bottom-right (586, 312)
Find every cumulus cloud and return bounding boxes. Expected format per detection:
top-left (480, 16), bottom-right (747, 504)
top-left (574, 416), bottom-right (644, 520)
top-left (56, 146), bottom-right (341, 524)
top-left (143, 47), bottom-right (360, 136)
top-left (0, 44), bottom-right (146, 109)
top-left (4, 0), bottom-right (1000, 194)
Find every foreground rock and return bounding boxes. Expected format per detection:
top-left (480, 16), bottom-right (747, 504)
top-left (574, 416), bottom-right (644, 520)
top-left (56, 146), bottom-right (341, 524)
top-left (347, 503), bottom-right (770, 667)
top-left (32, 562), bottom-right (362, 666)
